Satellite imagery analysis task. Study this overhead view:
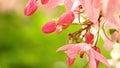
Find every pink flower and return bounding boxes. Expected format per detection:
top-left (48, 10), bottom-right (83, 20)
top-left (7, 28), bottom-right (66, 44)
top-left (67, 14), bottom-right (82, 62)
top-left (24, 0), bottom-right (38, 16)
top-left (56, 11), bottom-right (74, 34)
top-left (56, 43), bottom-right (110, 68)
top-left (42, 21), bottom-right (56, 34)
top-left (41, 0), bottom-right (49, 5)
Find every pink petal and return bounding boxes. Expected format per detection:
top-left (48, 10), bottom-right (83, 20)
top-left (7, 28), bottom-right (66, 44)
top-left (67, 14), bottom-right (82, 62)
top-left (84, 0), bottom-right (100, 23)
top-left (104, 16), bottom-right (120, 30)
top-left (78, 43), bottom-right (91, 51)
top-left (71, 0), bottom-right (81, 11)
top-left (66, 43), bottom-right (90, 58)
top-left (107, 16), bottom-right (120, 30)
top-left (66, 46), bottom-right (80, 59)
top-left (41, 0), bottom-right (49, 5)
top-left (93, 0), bottom-right (101, 8)
top-left (42, 21), bottom-right (56, 34)
top-left (87, 50), bottom-right (96, 68)
top-left (91, 49), bottom-right (110, 68)
top-left (67, 57), bottom-right (75, 66)
top-left (57, 44), bottom-right (90, 59)
top-left (45, 0), bottom-right (64, 9)
top-left (24, 0), bottom-right (38, 16)
top-left (56, 44), bottom-right (74, 52)
top-left (103, 0), bottom-right (119, 19)
top-left (64, 0), bottom-right (74, 11)
top-left (92, 47), bottom-right (101, 67)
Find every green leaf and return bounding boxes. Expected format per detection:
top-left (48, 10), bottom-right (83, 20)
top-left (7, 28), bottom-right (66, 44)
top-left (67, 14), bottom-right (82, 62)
top-left (109, 29), bottom-right (116, 34)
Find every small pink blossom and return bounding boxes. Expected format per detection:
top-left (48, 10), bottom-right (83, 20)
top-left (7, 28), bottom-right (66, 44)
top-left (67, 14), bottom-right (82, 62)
top-left (42, 21), bottom-right (56, 34)
top-left (41, 0), bottom-right (49, 5)
top-left (56, 43), bottom-right (110, 68)
top-left (24, 0), bottom-right (38, 16)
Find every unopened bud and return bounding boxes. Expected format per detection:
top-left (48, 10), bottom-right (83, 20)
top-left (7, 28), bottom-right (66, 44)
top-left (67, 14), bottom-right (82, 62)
top-left (41, 0), bottom-right (49, 5)
top-left (58, 11), bottom-right (74, 29)
top-left (42, 21), bottom-right (56, 34)
top-left (85, 33), bottom-right (94, 44)
top-left (24, 0), bottom-right (38, 16)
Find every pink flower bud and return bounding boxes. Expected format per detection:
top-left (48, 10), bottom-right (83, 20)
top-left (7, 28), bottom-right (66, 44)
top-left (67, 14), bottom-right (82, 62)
top-left (58, 11), bottom-right (74, 29)
top-left (56, 11), bottom-right (74, 34)
top-left (85, 33), bottom-right (94, 44)
top-left (41, 0), bottom-right (49, 5)
top-left (24, 0), bottom-right (38, 16)
top-left (42, 21), bottom-right (56, 34)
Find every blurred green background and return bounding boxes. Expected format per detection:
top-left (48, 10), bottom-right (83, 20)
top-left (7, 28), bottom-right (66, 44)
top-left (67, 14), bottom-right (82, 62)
top-left (0, 0), bottom-right (111, 68)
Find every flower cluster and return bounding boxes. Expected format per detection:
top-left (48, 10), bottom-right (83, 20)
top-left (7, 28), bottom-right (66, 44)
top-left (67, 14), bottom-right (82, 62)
top-left (24, 0), bottom-right (120, 68)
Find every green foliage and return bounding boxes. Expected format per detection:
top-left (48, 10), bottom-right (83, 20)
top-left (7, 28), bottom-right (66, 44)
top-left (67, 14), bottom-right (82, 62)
top-left (109, 29), bottom-right (116, 34)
